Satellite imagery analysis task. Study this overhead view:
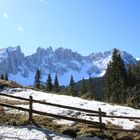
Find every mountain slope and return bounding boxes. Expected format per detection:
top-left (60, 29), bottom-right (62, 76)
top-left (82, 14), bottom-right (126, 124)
top-left (2, 87), bottom-right (140, 130)
top-left (0, 46), bottom-right (137, 86)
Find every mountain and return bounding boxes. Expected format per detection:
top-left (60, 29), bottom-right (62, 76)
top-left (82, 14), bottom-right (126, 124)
top-left (0, 46), bottom-right (137, 86)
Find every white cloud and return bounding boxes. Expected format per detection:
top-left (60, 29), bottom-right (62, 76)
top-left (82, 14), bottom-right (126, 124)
top-left (17, 26), bottom-right (24, 32)
top-left (3, 13), bottom-right (9, 19)
top-left (39, 0), bottom-right (50, 5)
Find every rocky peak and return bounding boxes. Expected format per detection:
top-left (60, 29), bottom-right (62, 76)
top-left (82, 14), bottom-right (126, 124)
top-left (89, 50), bottom-right (112, 61)
top-left (90, 49), bottom-right (136, 64)
top-left (6, 46), bottom-right (21, 53)
top-left (0, 46), bottom-right (24, 74)
top-left (54, 47), bottom-right (85, 62)
top-left (36, 46), bottom-right (53, 55)
top-left (46, 46), bottom-right (53, 54)
top-left (119, 51), bottom-right (137, 65)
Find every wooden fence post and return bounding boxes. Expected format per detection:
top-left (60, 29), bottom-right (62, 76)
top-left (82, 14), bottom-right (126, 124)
top-left (0, 106), bottom-right (4, 114)
top-left (29, 96), bottom-right (33, 124)
top-left (98, 108), bottom-right (103, 133)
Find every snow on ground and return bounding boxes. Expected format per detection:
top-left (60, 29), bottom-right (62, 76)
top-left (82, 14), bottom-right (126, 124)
top-left (0, 125), bottom-right (70, 140)
top-left (0, 126), bottom-right (102, 140)
top-left (0, 125), bottom-right (102, 140)
top-left (1, 88), bottom-right (140, 130)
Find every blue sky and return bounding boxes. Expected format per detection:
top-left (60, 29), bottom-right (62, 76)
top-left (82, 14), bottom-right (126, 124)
top-left (0, 0), bottom-right (140, 57)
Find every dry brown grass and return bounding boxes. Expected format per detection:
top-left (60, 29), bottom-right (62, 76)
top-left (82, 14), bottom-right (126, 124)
top-left (33, 115), bottom-right (63, 131)
top-left (0, 98), bottom-right (28, 105)
top-left (79, 127), bottom-right (97, 136)
top-left (0, 79), bottom-right (22, 88)
top-left (0, 113), bottom-right (29, 126)
top-left (135, 124), bottom-right (140, 131)
top-left (0, 113), bottom-right (140, 139)
top-left (104, 122), bottom-right (140, 140)
top-left (116, 132), bottom-right (134, 140)
top-left (106, 121), bottom-right (123, 129)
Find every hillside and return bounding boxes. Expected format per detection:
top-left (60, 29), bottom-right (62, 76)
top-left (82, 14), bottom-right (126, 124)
top-left (0, 79), bottom-right (22, 89)
top-left (1, 88), bottom-right (140, 136)
top-left (75, 76), bottom-right (105, 100)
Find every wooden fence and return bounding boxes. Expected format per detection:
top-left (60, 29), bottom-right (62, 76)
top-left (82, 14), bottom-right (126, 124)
top-left (0, 93), bottom-right (140, 133)
top-left (0, 93), bottom-right (106, 132)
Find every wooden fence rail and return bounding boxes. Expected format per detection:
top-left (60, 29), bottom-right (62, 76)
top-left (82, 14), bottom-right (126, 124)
top-left (0, 93), bottom-right (106, 115)
top-left (0, 102), bottom-right (105, 128)
top-left (0, 93), bottom-right (29, 101)
top-left (0, 93), bottom-right (140, 133)
top-left (0, 93), bottom-right (106, 132)
top-left (86, 113), bottom-right (140, 120)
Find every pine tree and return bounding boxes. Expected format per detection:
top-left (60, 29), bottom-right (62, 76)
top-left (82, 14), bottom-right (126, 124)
top-left (132, 61), bottom-right (140, 83)
top-left (80, 78), bottom-right (87, 95)
top-left (46, 74), bottom-right (53, 92)
top-left (4, 73), bottom-right (8, 81)
top-left (69, 75), bottom-right (75, 96)
top-left (1, 74), bottom-right (4, 80)
top-left (104, 49), bottom-right (127, 104)
top-left (88, 76), bottom-right (95, 99)
top-left (53, 74), bottom-right (60, 92)
top-left (127, 64), bottom-right (135, 87)
top-left (104, 62), bottom-right (112, 102)
top-left (34, 69), bottom-right (41, 89)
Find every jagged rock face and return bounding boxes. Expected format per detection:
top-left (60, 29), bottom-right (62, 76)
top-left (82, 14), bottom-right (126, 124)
top-left (25, 47), bottom-right (91, 76)
top-left (0, 46), bottom-right (24, 74)
top-left (120, 51), bottom-right (137, 65)
top-left (0, 46), bottom-right (137, 85)
top-left (89, 50), bottom-right (137, 71)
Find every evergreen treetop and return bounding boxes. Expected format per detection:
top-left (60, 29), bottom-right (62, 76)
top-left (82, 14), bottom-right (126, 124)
top-left (1, 74), bottom-right (4, 80)
top-left (46, 73), bottom-right (53, 92)
top-left (104, 48), bottom-right (127, 104)
top-left (80, 78), bottom-right (87, 95)
top-left (34, 69), bottom-right (41, 89)
top-left (4, 73), bottom-right (8, 81)
top-left (69, 75), bottom-right (75, 96)
top-left (53, 74), bottom-right (60, 92)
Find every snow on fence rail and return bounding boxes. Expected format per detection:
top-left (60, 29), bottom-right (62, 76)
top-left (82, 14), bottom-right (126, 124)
top-left (0, 93), bottom-right (140, 133)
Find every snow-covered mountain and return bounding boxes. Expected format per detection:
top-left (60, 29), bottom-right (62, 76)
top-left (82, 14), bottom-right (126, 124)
top-left (0, 46), bottom-right (137, 85)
